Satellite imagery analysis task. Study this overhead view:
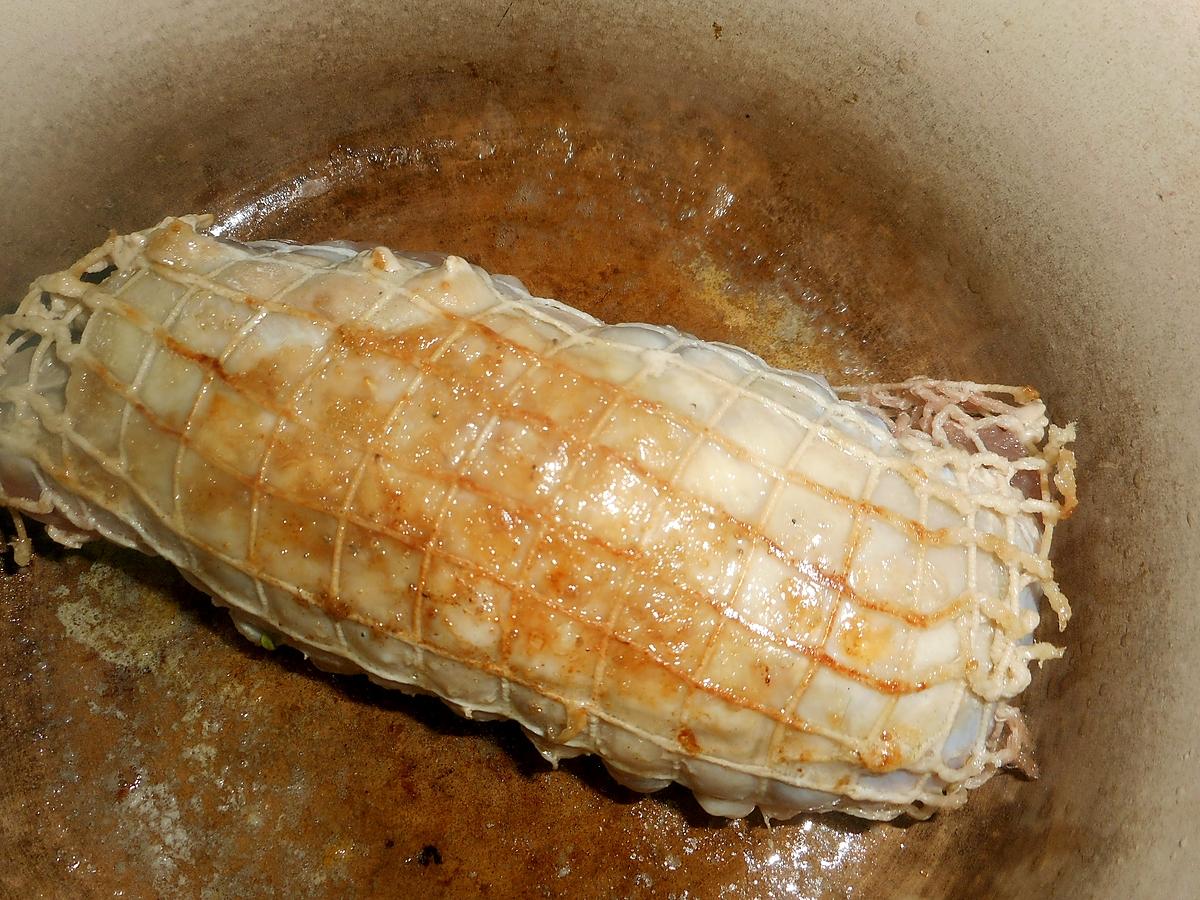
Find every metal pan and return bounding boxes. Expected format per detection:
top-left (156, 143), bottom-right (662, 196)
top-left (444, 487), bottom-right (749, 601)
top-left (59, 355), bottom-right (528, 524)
top-left (2, 2), bottom-right (1196, 895)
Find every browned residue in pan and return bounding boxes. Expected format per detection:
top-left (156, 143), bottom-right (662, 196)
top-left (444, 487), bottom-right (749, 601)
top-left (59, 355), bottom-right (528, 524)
top-left (2, 72), bottom-right (1082, 898)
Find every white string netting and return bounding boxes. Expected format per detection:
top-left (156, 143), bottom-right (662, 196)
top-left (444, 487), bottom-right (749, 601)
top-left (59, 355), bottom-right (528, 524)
top-left (0, 216), bottom-right (1079, 818)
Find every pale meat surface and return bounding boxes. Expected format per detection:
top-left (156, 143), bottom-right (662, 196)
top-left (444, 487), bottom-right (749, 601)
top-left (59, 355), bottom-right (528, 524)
top-left (0, 217), bottom-right (1076, 820)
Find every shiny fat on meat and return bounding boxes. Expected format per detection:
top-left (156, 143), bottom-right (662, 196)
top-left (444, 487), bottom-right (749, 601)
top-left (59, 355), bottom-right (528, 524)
top-left (0, 216), bottom-right (1077, 821)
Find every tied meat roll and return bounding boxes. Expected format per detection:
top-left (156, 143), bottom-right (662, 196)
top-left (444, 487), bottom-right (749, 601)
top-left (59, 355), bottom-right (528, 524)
top-left (0, 216), bottom-right (1077, 821)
